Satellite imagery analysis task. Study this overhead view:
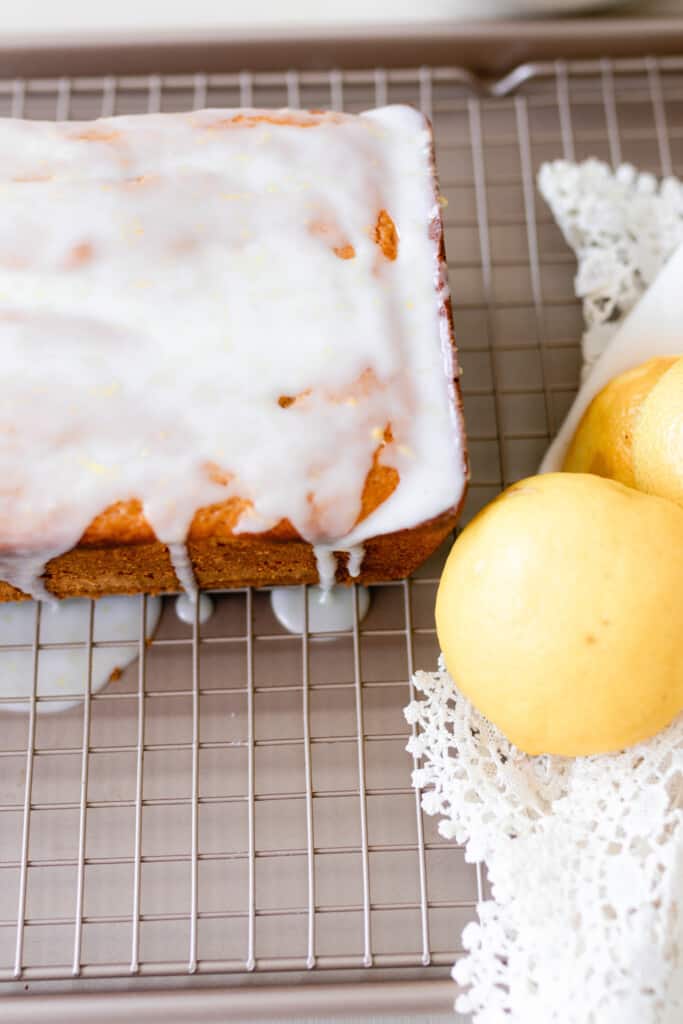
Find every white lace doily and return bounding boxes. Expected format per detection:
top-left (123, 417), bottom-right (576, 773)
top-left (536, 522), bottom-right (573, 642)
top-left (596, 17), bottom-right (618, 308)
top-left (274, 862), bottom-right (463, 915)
top-left (406, 162), bottom-right (683, 1023)
top-left (538, 160), bottom-right (683, 376)
top-left (406, 662), bottom-right (683, 1024)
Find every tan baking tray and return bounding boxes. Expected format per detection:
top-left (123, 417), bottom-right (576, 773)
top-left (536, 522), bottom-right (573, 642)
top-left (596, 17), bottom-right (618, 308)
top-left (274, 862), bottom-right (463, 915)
top-left (1, 16), bottom-right (683, 77)
top-left (0, 36), bottom-right (682, 1024)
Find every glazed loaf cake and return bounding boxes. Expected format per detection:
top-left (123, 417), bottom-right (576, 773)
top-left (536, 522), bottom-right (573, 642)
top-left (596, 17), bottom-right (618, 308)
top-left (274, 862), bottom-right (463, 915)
top-left (0, 106), bottom-right (467, 602)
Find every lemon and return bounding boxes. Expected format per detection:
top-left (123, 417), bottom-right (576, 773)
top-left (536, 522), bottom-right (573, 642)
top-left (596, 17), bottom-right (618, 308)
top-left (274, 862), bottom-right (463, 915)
top-left (435, 473), bottom-right (683, 756)
top-left (632, 357), bottom-right (683, 507)
top-left (563, 356), bottom-right (677, 486)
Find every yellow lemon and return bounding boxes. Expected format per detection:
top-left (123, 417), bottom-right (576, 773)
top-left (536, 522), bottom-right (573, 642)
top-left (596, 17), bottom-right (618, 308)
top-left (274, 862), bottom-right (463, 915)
top-left (563, 356), bottom-right (677, 486)
top-left (435, 473), bottom-right (683, 756)
top-left (632, 357), bottom-right (683, 507)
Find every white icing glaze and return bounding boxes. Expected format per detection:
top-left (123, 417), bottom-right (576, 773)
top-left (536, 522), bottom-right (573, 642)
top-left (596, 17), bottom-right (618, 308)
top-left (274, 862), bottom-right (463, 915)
top-left (271, 583), bottom-right (371, 635)
top-left (0, 553), bottom-right (54, 602)
top-left (167, 542), bottom-right (198, 600)
top-left (312, 545), bottom-right (338, 593)
top-left (542, 241), bottom-right (683, 473)
top-left (310, 544), bottom-right (364, 589)
top-left (175, 591), bottom-right (214, 626)
top-left (0, 594), bottom-right (162, 713)
top-left (346, 543), bottom-right (365, 579)
top-left (0, 106), bottom-right (466, 598)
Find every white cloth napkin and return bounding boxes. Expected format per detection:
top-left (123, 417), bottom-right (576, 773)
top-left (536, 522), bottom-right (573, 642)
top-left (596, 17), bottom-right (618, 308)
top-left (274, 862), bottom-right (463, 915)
top-left (405, 161), bottom-right (683, 1023)
top-left (539, 160), bottom-right (683, 377)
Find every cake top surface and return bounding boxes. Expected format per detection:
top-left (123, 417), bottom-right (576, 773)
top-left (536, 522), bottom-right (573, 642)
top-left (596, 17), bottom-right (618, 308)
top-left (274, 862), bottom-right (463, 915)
top-left (0, 105), bottom-right (466, 596)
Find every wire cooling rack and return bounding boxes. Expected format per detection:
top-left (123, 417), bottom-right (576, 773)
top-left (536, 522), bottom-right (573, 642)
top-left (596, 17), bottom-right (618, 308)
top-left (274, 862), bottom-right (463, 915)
top-left (1, 54), bottom-right (682, 1019)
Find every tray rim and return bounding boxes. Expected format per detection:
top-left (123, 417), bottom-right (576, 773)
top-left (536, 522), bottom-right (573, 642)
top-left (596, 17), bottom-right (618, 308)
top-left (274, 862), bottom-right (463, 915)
top-left (1, 17), bottom-right (683, 79)
top-left (0, 977), bottom-right (457, 1023)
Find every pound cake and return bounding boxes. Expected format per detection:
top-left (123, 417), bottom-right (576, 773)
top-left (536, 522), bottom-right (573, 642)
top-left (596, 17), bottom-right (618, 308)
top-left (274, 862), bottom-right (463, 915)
top-left (0, 106), bottom-right (467, 601)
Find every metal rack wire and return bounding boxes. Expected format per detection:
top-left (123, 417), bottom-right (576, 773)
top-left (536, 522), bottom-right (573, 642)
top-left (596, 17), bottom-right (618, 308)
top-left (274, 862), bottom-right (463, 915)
top-left (1, 54), bottom-right (682, 1017)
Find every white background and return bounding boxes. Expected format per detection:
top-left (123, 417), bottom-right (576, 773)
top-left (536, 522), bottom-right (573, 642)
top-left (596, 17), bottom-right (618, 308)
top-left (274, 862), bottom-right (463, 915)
top-left (4, 0), bottom-right (681, 45)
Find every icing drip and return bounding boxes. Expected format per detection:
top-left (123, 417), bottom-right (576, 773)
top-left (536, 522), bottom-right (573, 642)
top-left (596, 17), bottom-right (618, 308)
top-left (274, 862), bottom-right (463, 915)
top-left (0, 106), bottom-right (466, 598)
top-left (0, 552), bottom-right (56, 602)
top-left (346, 544), bottom-right (365, 579)
top-left (167, 542), bottom-right (198, 600)
top-left (313, 546), bottom-right (338, 593)
top-left (311, 543), bottom-right (364, 591)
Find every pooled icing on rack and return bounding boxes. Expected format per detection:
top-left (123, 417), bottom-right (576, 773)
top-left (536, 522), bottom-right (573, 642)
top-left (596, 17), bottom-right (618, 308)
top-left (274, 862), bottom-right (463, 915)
top-left (0, 595), bottom-right (162, 713)
top-left (0, 106), bottom-right (466, 598)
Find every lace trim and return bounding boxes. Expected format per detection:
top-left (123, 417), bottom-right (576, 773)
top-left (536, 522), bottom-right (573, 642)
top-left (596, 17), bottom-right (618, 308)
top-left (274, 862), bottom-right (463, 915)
top-left (538, 160), bottom-right (683, 375)
top-left (405, 660), bottom-right (683, 1023)
top-left (405, 161), bottom-right (683, 1022)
